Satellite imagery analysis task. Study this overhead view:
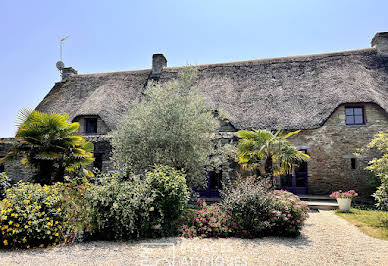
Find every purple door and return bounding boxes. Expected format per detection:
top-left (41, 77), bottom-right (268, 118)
top-left (280, 150), bottom-right (308, 195)
top-left (196, 171), bottom-right (222, 198)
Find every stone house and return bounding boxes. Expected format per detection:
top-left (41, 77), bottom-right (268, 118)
top-left (1, 32), bottom-right (388, 196)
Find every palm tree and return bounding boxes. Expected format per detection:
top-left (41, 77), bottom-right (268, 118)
top-left (236, 129), bottom-right (309, 188)
top-left (0, 109), bottom-right (94, 184)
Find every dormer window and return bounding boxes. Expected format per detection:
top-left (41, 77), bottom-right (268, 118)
top-left (345, 106), bottom-right (365, 125)
top-left (85, 118), bottom-right (98, 134)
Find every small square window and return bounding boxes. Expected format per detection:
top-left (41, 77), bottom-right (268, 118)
top-left (345, 107), bottom-right (365, 125)
top-left (85, 118), bottom-right (98, 134)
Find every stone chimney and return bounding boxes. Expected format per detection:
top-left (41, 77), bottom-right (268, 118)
top-left (61, 67), bottom-right (78, 81)
top-left (150, 54), bottom-right (167, 80)
top-left (371, 32), bottom-right (388, 58)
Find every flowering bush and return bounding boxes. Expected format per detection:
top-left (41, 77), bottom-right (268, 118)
top-left (0, 182), bottom-right (69, 249)
top-left (221, 177), bottom-right (272, 237)
top-left (329, 190), bottom-right (358, 199)
top-left (61, 178), bottom-right (94, 241)
top-left (179, 201), bottom-right (234, 238)
top-left (269, 190), bottom-right (309, 236)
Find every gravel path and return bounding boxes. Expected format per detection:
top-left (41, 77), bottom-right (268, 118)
top-left (0, 210), bottom-right (387, 265)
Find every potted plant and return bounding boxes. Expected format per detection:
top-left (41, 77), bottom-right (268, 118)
top-left (329, 190), bottom-right (358, 212)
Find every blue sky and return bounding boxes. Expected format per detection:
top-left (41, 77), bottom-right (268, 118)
top-left (0, 0), bottom-right (387, 137)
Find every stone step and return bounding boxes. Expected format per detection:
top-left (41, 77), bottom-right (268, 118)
top-left (307, 201), bottom-right (339, 210)
top-left (298, 195), bottom-right (335, 201)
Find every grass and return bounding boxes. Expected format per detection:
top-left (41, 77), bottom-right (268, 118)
top-left (335, 208), bottom-right (388, 240)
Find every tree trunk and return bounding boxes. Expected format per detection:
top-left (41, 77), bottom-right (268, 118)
top-left (265, 156), bottom-right (274, 189)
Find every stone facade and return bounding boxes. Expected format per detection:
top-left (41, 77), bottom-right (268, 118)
top-left (0, 138), bottom-right (34, 182)
top-left (285, 103), bottom-right (388, 196)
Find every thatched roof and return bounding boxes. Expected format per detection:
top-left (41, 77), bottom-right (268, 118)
top-left (36, 48), bottom-right (388, 130)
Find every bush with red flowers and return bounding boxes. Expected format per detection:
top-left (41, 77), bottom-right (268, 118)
top-left (178, 200), bottom-right (234, 238)
top-left (268, 190), bottom-right (310, 236)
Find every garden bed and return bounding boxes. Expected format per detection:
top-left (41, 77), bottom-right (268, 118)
top-left (0, 211), bottom-right (388, 265)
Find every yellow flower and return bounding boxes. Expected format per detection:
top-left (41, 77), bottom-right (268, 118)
top-left (15, 224), bottom-right (20, 227)
top-left (55, 233), bottom-right (59, 236)
top-left (39, 244), bottom-right (44, 248)
top-left (1, 210), bottom-right (5, 214)
top-left (3, 216), bottom-right (7, 220)
top-left (28, 221), bottom-right (32, 225)
top-left (8, 221), bottom-right (13, 225)
top-left (3, 240), bottom-right (8, 246)
top-left (24, 225), bottom-right (28, 229)
top-left (22, 237), bottom-right (27, 243)
top-left (57, 208), bottom-right (61, 212)
top-left (46, 217), bottom-right (50, 220)
top-left (55, 221), bottom-right (58, 225)
top-left (7, 203), bottom-right (11, 207)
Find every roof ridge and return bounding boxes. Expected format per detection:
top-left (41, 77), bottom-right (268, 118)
top-left (71, 48), bottom-right (375, 76)
top-left (164, 48), bottom-right (375, 71)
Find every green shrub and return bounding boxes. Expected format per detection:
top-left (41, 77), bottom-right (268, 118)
top-left (87, 165), bottom-right (188, 240)
top-left (269, 190), bottom-right (309, 236)
top-left (179, 201), bottom-right (234, 238)
top-left (143, 165), bottom-right (189, 236)
top-left (0, 182), bottom-right (69, 249)
top-left (221, 177), bottom-right (272, 237)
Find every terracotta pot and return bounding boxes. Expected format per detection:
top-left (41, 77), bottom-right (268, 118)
top-left (337, 198), bottom-right (352, 212)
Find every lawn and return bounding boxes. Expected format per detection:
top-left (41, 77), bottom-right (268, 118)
top-left (335, 208), bottom-right (388, 240)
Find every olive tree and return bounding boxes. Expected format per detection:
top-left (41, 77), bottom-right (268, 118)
top-left (111, 68), bottom-right (231, 187)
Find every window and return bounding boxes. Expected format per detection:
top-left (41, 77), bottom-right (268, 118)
top-left (93, 153), bottom-right (103, 170)
top-left (85, 118), bottom-right (98, 134)
top-left (351, 158), bottom-right (356, 169)
top-left (345, 107), bottom-right (365, 125)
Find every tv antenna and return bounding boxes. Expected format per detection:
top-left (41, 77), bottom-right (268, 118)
top-left (59, 36), bottom-right (69, 61)
top-left (57, 36), bottom-right (69, 72)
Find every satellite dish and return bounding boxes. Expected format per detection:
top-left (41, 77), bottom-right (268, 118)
top-left (56, 61), bottom-right (65, 70)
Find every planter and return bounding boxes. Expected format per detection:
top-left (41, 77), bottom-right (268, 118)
top-left (337, 198), bottom-right (352, 212)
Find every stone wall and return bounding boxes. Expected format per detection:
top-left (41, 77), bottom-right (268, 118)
top-left (0, 138), bottom-right (34, 183)
top-left (286, 103), bottom-right (388, 196)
